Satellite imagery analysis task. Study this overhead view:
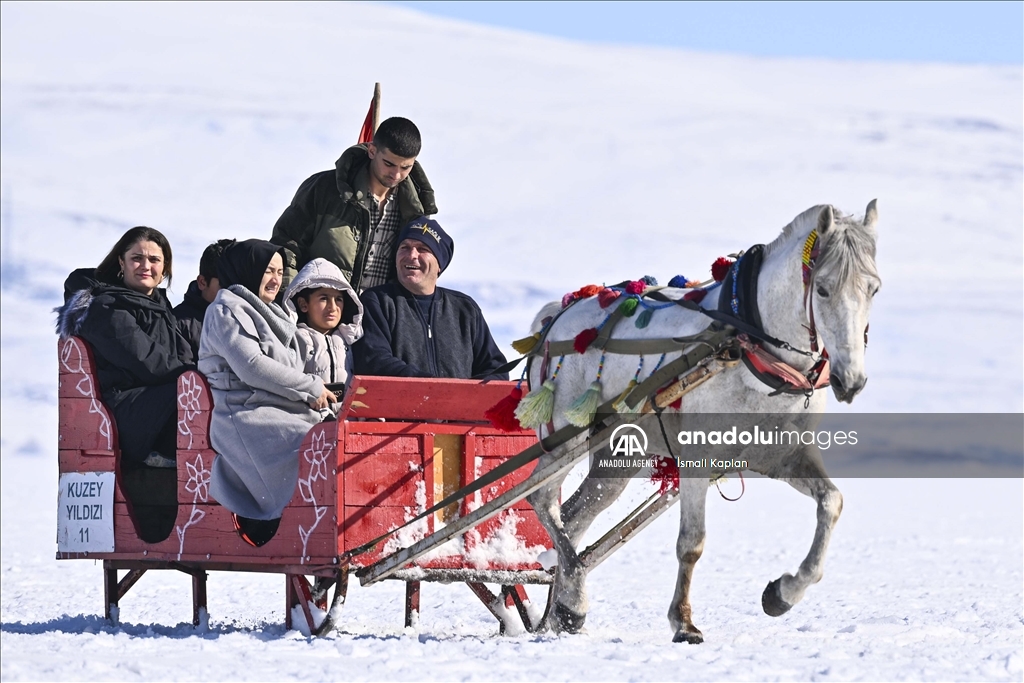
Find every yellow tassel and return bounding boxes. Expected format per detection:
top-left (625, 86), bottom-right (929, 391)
top-left (511, 333), bottom-right (541, 355)
top-left (612, 380), bottom-right (640, 413)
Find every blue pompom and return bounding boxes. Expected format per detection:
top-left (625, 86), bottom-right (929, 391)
top-left (641, 275), bottom-right (658, 286)
top-left (668, 275), bottom-right (689, 288)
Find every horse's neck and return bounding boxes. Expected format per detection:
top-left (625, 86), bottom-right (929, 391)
top-left (756, 228), bottom-right (813, 369)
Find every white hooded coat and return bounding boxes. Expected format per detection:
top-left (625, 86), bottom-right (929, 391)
top-left (283, 258), bottom-right (364, 396)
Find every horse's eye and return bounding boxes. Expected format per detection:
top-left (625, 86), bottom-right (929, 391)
top-left (816, 286), bottom-right (830, 298)
top-left (870, 286), bottom-right (879, 297)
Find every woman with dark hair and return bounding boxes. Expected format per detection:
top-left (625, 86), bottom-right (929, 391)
top-left (198, 239), bottom-right (333, 543)
top-left (55, 226), bottom-right (193, 541)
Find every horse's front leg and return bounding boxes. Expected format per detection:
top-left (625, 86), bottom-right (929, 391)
top-left (669, 476), bottom-right (708, 643)
top-left (762, 447), bottom-right (843, 617)
top-left (527, 460), bottom-right (589, 634)
top-left (561, 445), bottom-right (636, 547)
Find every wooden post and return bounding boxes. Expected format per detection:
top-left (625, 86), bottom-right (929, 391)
top-left (404, 580), bottom-right (420, 627)
top-left (503, 584), bottom-right (536, 632)
top-left (103, 562), bottom-right (118, 623)
top-left (192, 569), bottom-right (208, 627)
top-left (466, 582), bottom-right (506, 634)
top-left (284, 574), bottom-right (296, 630)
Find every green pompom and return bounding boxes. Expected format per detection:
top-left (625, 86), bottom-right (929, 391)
top-left (563, 381), bottom-right (603, 427)
top-left (515, 380), bottom-right (556, 428)
top-left (618, 297), bottom-right (639, 317)
top-left (635, 308), bottom-right (654, 329)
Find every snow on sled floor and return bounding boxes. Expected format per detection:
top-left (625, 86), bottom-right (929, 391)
top-left (2, 454), bottom-right (1020, 682)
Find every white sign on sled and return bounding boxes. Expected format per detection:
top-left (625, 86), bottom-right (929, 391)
top-left (57, 472), bottom-right (115, 552)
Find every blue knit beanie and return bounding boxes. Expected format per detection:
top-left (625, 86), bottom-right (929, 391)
top-left (397, 218), bottom-right (454, 273)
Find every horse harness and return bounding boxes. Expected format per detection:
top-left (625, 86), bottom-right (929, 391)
top-left (525, 230), bottom-right (833, 407)
top-left (715, 235), bottom-right (831, 399)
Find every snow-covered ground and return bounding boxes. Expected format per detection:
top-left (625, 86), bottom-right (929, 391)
top-left (1, 3), bottom-right (1021, 680)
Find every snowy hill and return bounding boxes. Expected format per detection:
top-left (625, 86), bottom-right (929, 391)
top-left (1, 3), bottom-right (1021, 680)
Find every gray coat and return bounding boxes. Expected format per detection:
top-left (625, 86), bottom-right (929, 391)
top-left (198, 285), bottom-right (325, 520)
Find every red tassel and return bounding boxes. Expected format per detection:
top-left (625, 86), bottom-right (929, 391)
top-left (598, 288), bottom-right (621, 308)
top-left (574, 327), bottom-right (600, 353)
top-left (669, 397), bottom-right (683, 410)
top-left (712, 257), bottom-right (734, 282)
top-left (683, 289), bottom-right (707, 303)
top-left (577, 284), bottom-right (601, 298)
top-left (625, 280), bottom-right (646, 295)
top-left (650, 456), bottom-right (679, 494)
top-left (484, 386), bottom-right (523, 432)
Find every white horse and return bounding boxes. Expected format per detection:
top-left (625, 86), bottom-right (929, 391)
top-left (523, 202), bottom-right (880, 643)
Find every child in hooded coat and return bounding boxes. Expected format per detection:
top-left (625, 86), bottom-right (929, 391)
top-left (283, 258), bottom-right (364, 410)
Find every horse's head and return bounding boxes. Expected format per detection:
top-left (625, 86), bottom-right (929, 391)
top-left (810, 201), bottom-right (881, 403)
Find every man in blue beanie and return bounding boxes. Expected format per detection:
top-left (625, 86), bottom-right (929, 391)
top-left (353, 218), bottom-right (508, 380)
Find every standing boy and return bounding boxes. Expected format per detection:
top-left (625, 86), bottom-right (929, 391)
top-left (271, 117), bottom-right (437, 292)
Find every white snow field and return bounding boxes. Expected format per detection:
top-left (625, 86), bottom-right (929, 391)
top-left (1, 3), bottom-right (1022, 680)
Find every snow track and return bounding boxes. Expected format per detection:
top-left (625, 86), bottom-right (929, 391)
top-left (1, 2), bottom-right (1021, 679)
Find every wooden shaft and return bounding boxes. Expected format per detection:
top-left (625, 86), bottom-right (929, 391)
top-left (579, 490), bottom-right (679, 570)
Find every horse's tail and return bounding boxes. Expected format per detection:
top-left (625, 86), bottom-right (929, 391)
top-left (530, 301), bottom-right (562, 334)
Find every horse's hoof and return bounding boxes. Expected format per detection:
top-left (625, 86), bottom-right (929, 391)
top-left (762, 578), bottom-right (793, 617)
top-left (672, 629), bottom-right (704, 644)
top-left (551, 602), bottom-right (586, 633)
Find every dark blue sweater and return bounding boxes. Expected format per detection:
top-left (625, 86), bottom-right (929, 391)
top-left (352, 281), bottom-right (508, 380)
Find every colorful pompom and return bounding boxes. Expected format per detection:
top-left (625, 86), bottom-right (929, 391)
top-left (573, 328), bottom-right (600, 353)
top-left (514, 380), bottom-right (556, 429)
top-left (577, 284), bottom-right (601, 298)
top-left (668, 275), bottom-right (690, 288)
top-left (561, 292), bottom-right (576, 309)
top-left (650, 456), bottom-right (679, 494)
top-left (712, 257), bottom-right (734, 282)
top-left (564, 381), bottom-right (603, 427)
top-left (484, 386), bottom-right (523, 432)
top-left (683, 289), bottom-right (707, 303)
top-left (625, 280), bottom-right (646, 295)
top-left (618, 297), bottom-right (639, 317)
top-left (598, 288), bottom-right (621, 308)
top-left (635, 308), bottom-right (654, 329)
top-left (641, 275), bottom-right (658, 286)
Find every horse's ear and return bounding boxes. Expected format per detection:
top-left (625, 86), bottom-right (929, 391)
top-left (817, 205), bottom-right (835, 234)
top-left (863, 199), bottom-right (879, 232)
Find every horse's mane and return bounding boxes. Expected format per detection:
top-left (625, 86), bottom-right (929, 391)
top-left (765, 205), bottom-right (879, 289)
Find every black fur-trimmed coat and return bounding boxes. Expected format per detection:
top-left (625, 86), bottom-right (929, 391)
top-left (55, 268), bottom-right (194, 464)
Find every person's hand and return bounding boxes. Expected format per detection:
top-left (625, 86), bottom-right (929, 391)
top-left (309, 386), bottom-right (334, 411)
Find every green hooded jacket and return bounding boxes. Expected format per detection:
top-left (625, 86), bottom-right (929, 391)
top-left (271, 144), bottom-right (437, 291)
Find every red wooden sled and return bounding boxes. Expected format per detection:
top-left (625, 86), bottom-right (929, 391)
top-left (57, 336), bottom-right (552, 635)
